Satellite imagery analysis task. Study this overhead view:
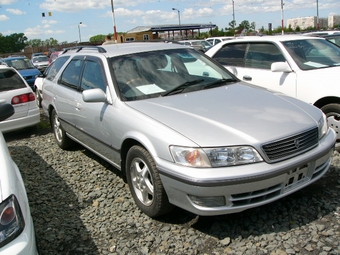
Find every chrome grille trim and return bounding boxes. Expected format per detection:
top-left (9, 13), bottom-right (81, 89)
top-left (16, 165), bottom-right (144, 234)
top-left (262, 127), bottom-right (318, 163)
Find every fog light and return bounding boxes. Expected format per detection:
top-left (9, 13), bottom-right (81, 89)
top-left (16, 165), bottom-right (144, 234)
top-left (188, 195), bottom-right (225, 207)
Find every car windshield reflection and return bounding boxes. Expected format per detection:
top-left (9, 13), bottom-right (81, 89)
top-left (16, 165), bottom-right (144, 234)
top-left (282, 39), bottom-right (340, 70)
top-left (110, 48), bottom-right (235, 101)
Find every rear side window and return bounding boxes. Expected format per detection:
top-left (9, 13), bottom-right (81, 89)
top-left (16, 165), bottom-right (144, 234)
top-left (0, 69), bottom-right (26, 92)
top-left (212, 43), bottom-right (247, 67)
top-left (59, 58), bottom-right (83, 89)
top-left (46, 56), bottom-right (70, 81)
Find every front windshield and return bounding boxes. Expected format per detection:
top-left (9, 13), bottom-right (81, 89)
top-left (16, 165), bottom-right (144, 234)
top-left (110, 48), bottom-right (237, 101)
top-left (4, 58), bottom-right (36, 70)
top-left (282, 39), bottom-right (340, 70)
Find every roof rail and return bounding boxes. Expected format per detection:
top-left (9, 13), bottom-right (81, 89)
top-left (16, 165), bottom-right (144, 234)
top-left (62, 46), bottom-right (107, 54)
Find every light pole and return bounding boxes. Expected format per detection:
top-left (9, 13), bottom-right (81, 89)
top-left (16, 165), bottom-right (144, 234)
top-left (78, 22), bottom-right (82, 43)
top-left (172, 8), bottom-right (181, 38)
top-left (111, 0), bottom-right (118, 43)
top-left (281, 0), bottom-right (284, 35)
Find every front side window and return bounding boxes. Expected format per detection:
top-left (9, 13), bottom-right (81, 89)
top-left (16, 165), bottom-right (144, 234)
top-left (245, 43), bottom-right (285, 69)
top-left (80, 60), bottom-right (106, 92)
top-left (212, 43), bottom-right (247, 66)
top-left (59, 58), bottom-right (83, 89)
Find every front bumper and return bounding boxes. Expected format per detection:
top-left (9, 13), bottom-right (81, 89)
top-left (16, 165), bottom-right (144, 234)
top-left (157, 129), bottom-right (336, 216)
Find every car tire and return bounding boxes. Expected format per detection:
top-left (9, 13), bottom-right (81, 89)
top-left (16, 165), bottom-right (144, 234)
top-left (35, 88), bottom-right (42, 108)
top-left (51, 109), bottom-right (74, 149)
top-left (126, 145), bottom-right (173, 218)
top-left (321, 103), bottom-right (340, 150)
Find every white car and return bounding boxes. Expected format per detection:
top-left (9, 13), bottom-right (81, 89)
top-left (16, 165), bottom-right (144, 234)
top-left (0, 65), bottom-right (40, 132)
top-left (0, 104), bottom-right (39, 255)
top-left (205, 36), bottom-right (234, 46)
top-left (206, 35), bottom-right (340, 147)
top-left (34, 56), bottom-right (69, 108)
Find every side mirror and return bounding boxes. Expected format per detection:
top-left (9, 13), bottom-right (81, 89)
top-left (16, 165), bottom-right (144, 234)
top-left (271, 62), bottom-right (292, 73)
top-left (82, 88), bottom-right (106, 103)
top-left (0, 104), bottom-right (15, 122)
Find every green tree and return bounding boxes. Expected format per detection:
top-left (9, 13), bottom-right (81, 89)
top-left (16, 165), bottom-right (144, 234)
top-left (238, 20), bottom-right (250, 30)
top-left (0, 33), bottom-right (27, 54)
top-left (90, 34), bottom-right (108, 43)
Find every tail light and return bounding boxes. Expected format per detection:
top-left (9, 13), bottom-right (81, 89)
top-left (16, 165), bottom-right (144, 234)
top-left (0, 195), bottom-right (25, 248)
top-left (11, 93), bottom-right (35, 105)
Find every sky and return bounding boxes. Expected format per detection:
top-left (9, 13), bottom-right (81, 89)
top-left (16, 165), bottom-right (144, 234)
top-left (0, 0), bottom-right (340, 43)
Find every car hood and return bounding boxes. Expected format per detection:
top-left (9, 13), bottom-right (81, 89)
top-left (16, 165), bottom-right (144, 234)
top-left (33, 61), bottom-right (49, 66)
top-left (126, 83), bottom-right (321, 146)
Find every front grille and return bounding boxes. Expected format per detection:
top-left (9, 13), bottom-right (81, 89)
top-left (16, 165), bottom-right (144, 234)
top-left (262, 127), bottom-right (318, 162)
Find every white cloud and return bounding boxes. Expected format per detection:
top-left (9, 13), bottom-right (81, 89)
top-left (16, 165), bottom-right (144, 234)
top-left (0, 14), bottom-right (9, 21)
top-left (6, 8), bottom-right (26, 15)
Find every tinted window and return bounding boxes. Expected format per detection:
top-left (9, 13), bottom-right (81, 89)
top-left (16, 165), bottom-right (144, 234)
top-left (0, 69), bottom-right (26, 91)
top-left (212, 43), bottom-right (247, 66)
top-left (59, 58), bottom-right (83, 89)
top-left (80, 60), bottom-right (106, 92)
top-left (46, 56), bottom-right (69, 81)
top-left (245, 43), bottom-right (285, 69)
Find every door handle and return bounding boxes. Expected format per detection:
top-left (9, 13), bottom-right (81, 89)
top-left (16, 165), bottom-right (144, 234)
top-left (75, 103), bottom-right (82, 111)
top-left (243, 75), bottom-right (252, 81)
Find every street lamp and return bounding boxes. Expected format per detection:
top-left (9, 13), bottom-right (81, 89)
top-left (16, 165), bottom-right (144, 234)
top-left (111, 0), bottom-right (118, 43)
top-left (78, 22), bottom-right (82, 43)
top-left (172, 8), bottom-right (182, 38)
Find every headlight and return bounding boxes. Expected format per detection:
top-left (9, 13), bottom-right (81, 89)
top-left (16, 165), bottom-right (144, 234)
top-left (170, 146), bottom-right (263, 167)
top-left (318, 113), bottom-right (328, 140)
top-left (0, 195), bottom-right (25, 248)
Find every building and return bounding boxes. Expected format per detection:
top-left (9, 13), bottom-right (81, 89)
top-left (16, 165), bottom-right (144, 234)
top-left (287, 16), bottom-right (327, 30)
top-left (121, 24), bottom-right (216, 42)
top-left (329, 15), bottom-right (340, 28)
top-left (287, 15), bottom-right (340, 30)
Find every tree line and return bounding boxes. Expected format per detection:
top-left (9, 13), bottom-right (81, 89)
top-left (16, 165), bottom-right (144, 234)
top-left (1, 19), bottom-right (339, 54)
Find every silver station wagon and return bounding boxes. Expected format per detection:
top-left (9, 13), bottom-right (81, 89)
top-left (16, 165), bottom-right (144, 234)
top-left (42, 43), bottom-right (336, 218)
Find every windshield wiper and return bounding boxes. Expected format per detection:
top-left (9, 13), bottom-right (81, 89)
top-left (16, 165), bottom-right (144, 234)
top-left (203, 78), bottom-right (237, 89)
top-left (162, 79), bottom-right (204, 96)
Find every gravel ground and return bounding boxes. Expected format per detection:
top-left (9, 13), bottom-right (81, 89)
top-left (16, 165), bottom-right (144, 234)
top-left (3, 113), bottom-right (340, 255)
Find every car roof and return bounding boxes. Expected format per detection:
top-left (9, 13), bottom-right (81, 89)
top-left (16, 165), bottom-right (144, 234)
top-left (60, 42), bottom-right (189, 58)
top-left (2, 56), bottom-right (28, 60)
top-left (219, 35), bottom-right (325, 43)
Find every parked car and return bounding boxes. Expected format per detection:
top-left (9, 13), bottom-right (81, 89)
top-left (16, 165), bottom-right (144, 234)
top-left (320, 34), bottom-right (340, 47)
top-left (0, 64), bottom-right (40, 133)
top-left (0, 56), bottom-right (41, 90)
top-left (31, 55), bottom-right (49, 72)
top-left (31, 52), bottom-right (46, 59)
top-left (0, 103), bottom-right (39, 255)
top-left (48, 51), bottom-right (63, 65)
top-left (206, 35), bottom-right (340, 149)
top-left (205, 36), bottom-right (234, 46)
top-left (34, 54), bottom-right (69, 108)
top-left (42, 43), bottom-right (335, 218)
top-left (178, 40), bottom-right (212, 52)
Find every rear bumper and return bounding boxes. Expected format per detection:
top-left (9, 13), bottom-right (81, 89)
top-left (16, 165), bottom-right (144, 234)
top-left (0, 109), bottom-right (40, 133)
